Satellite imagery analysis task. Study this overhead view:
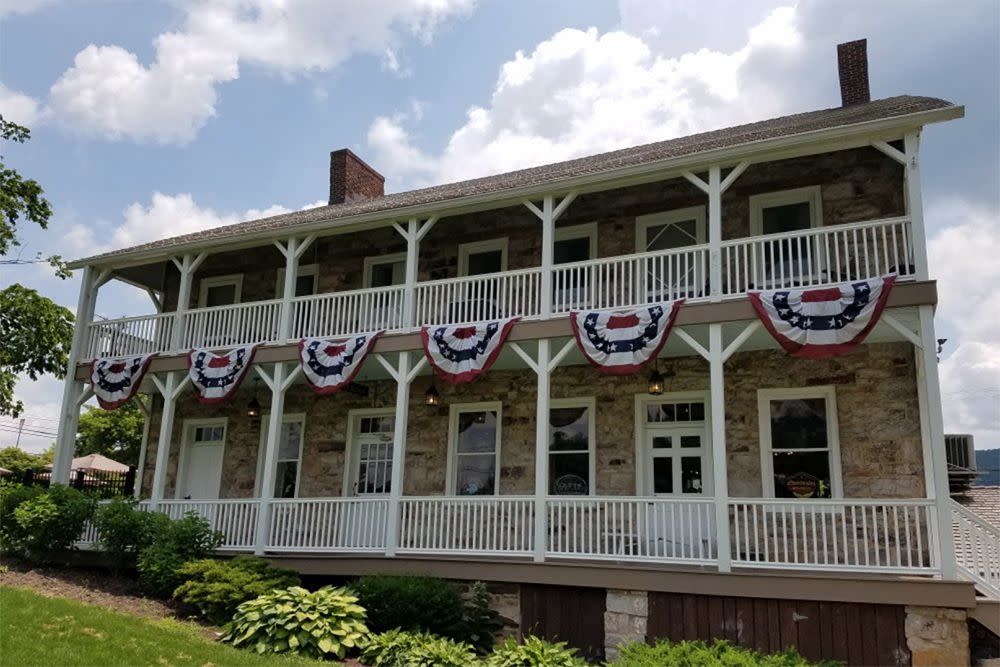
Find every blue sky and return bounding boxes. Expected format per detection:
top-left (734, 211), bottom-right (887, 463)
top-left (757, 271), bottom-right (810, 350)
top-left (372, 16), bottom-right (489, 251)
top-left (1, 0), bottom-right (998, 454)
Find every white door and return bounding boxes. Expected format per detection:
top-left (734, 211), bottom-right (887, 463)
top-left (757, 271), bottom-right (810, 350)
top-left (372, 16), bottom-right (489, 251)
top-left (644, 427), bottom-right (710, 496)
top-left (179, 423), bottom-right (226, 499)
top-left (348, 413), bottom-right (396, 496)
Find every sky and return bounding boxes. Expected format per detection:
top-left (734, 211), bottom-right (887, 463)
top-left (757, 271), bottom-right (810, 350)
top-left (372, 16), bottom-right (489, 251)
top-left (0, 0), bottom-right (998, 455)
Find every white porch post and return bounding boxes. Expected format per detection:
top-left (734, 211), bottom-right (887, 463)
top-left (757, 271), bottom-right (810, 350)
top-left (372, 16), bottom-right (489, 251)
top-left (253, 362), bottom-right (300, 555)
top-left (708, 324), bottom-right (732, 571)
top-left (903, 132), bottom-right (930, 281)
top-left (532, 339), bottom-right (551, 561)
top-left (133, 396), bottom-right (153, 497)
top-left (393, 217), bottom-right (437, 328)
top-left (148, 371), bottom-right (189, 509)
top-left (169, 253), bottom-right (207, 351)
top-left (707, 166), bottom-right (723, 302)
top-left (385, 351), bottom-right (412, 556)
top-left (540, 197), bottom-right (555, 317)
top-left (275, 235), bottom-right (315, 342)
top-left (53, 266), bottom-right (104, 484)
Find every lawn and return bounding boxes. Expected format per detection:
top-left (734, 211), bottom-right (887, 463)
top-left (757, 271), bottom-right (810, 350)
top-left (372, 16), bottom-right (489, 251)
top-left (0, 586), bottom-right (324, 667)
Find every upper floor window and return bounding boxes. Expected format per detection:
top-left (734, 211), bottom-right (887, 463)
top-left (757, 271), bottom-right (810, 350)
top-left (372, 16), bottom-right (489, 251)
top-left (459, 238), bottom-right (507, 276)
top-left (636, 206), bottom-right (706, 253)
top-left (750, 186), bottom-right (823, 237)
top-left (554, 223), bottom-right (597, 264)
top-left (276, 263), bottom-right (317, 298)
top-left (364, 253), bottom-right (406, 288)
top-left (198, 274), bottom-right (242, 308)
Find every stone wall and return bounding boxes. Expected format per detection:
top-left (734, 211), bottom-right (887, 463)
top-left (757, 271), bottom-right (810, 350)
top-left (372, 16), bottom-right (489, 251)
top-left (604, 590), bottom-right (648, 660)
top-left (141, 342), bottom-right (924, 501)
top-left (905, 605), bottom-right (971, 667)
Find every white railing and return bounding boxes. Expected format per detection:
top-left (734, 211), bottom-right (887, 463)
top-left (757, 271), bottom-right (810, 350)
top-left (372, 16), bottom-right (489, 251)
top-left (414, 268), bottom-right (542, 326)
top-left (180, 300), bottom-right (283, 350)
top-left (266, 498), bottom-right (390, 552)
top-left (721, 216), bottom-right (914, 295)
top-left (398, 496), bottom-right (534, 556)
top-left (291, 285), bottom-right (406, 339)
top-left (952, 500), bottom-right (1000, 599)
top-left (729, 499), bottom-right (936, 574)
top-left (545, 497), bottom-right (716, 563)
top-left (551, 246), bottom-right (710, 313)
top-left (146, 499), bottom-right (260, 550)
top-left (86, 313), bottom-right (174, 358)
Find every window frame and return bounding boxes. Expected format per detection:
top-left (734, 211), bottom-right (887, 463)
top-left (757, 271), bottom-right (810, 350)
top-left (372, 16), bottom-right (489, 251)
top-left (275, 263), bottom-right (318, 298)
top-left (446, 401), bottom-right (503, 496)
top-left (757, 386), bottom-right (843, 499)
top-left (457, 238), bottom-right (509, 277)
top-left (635, 206), bottom-right (707, 253)
top-left (198, 274), bottom-right (243, 308)
top-left (343, 407), bottom-right (396, 496)
top-left (363, 252), bottom-right (408, 289)
top-left (175, 417), bottom-right (228, 500)
top-left (254, 413), bottom-right (306, 498)
top-left (749, 186), bottom-right (824, 237)
top-left (633, 391), bottom-right (713, 496)
top-left (548, 397), bottom-right (597, 496)
top-left (554, 222), bottom-right (598, 264)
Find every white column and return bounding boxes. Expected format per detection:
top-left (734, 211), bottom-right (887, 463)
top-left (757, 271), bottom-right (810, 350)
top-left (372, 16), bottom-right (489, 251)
top-left (149, 371), bottom-right (181, 508)
top-left (169, 253), bottom-right (206, 351)
top-left (133, 396), bottom-right (153, 497)
top-left (403, 220), bottom-right (419, 328)
top-left (52, 266), bottom-right (101, 484)
top-left (707, 166), bottom-right (723, 302)
top-left (708, 324), bottom-right (732, 571)
top-left (539, 197), bottom-right (555, 317)
top-left (278, 239), bottom-right (299, 342)
top-left (385, 351), bottom-right (412, 556)
top-left (532, 339), bottom-right (551, 562)
top-left (254, 362), bottom-right (289, 555)
top-left (903, 132), bottom-right (930, 281)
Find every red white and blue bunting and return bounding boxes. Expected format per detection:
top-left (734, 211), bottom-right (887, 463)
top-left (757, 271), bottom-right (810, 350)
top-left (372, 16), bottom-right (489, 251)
top-left (570, 302), bottom-right (682, 374)
top-left (298, 331), bottom-right (384, 395)
top-left (187, 345), bottom-right (258, 404)
top-left (748, 275), bottom-right (895, 359)
top-left (421, 317), bottom-right (519, 385)
top-left (90, 354), bottom-right (155, 410)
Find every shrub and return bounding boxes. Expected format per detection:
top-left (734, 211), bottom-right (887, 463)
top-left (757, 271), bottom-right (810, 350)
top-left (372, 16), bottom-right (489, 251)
top-left (172, 556), bottom-right (300, 624)
top-left (136, 512), bottom-right (222, 597)
top-left (352, 574), bottom-right (466, 639)
top-left (222, 585), bottom-right (368, 660)
top-left (462, 581), bottom-right (503, 654)
top-left (94, 498), bottom-right (170, 568)
top-left (485, 636), bottom-right (587, 667)
top-left (607, 639), bottom-right (837, 667)
top-left (360, 629), bottom-right (479, 667)
top-left (0, 484), bottom-right (95, 560)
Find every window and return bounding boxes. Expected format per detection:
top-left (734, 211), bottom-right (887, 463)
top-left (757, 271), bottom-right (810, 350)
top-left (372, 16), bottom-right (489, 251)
top-left (458, 238), bottom-right (507, 276)
top-left (758, 387), bottom-right (842, 499)
top-left (256, 416), bottom-right (305, 498)
top-left (364, 253), bottom-right (407, 288)
top-left (276, 264), bottom-right (318, 297)
top-left (749, 187), bottom-right (824, 284)
top-left (554, 223), bottom-right (597, 264)
top-left (549, 398), bottom-right (595, 495)
top-left (448, 403), bottom-right (501, 495)
top-left (198, 274), bottom-right (243, 307)
top-left (636, 206), bottom-right (706, 253)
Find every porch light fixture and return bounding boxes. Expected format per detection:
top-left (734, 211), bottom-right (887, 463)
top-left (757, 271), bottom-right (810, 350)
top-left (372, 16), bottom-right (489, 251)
top-left (648, 361), bottom-right (666, 396)
top-left (424, 384), bottom-right (441, 407)
top-left (246, 379), bottom-right (262, 418)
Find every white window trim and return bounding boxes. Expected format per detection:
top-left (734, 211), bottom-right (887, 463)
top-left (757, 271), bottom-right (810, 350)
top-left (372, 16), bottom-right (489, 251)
top-left (363, 252), bottom-right (407, 288)
top-left (749, 186), bottom-right (824, 236)
top-left (458, 238), bottom-right (508, 277)
top-left (635, 206), bottom-right (707, 253)
top-left (198, 274), bottom-right (243, 308)
top-left (343, 408), bottom-right (396, 497)
top-left (549, 397), bottom-right (597, 496)
top-left (254, 413), bottom-right (306, 498)
top-left (757, 386), bottom-right (843, 499)
top-left (446, 401), bottom-right (503, 495)
top-left (633, 391), bottom-right (713, 496)
top-left (554, 222), bottom-right (598, 262)
top-left (275, 263), bottom-right (318, 298)
top-left (175, 417), bottom-right (228, 500)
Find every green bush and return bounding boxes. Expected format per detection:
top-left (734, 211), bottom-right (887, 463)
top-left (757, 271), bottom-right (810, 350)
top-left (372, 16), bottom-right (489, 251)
top-left (607, 639), bottom-right (837, 667)
top-left (462, 581), bottom-right (503, 654)
top-left (485, 636), bottom-right (586, 667)
top-left (136, 512), bottom-right (222, 598)
top-left (93, 498), bottom-right (170, 568)
top-left (360, 629), bottom-right (479, 667)
top-left (222, 585), bottom-right (368, 660)
top-left (172, 556), bottom-right (300, 624)
top-left (0, 484), bottom-right (95, 560)
top-left (352, 574), bottom-right (466, 639)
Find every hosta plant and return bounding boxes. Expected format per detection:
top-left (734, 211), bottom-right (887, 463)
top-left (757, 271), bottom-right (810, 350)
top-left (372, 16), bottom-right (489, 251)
top-left (360, 629), bottom-right (479, 667)
top-left (485, 636), bottom-right (587, 667)
top-left (172, 556), bottom-right (300, 625)
top-left (222, 585), bottom-right (368, 660)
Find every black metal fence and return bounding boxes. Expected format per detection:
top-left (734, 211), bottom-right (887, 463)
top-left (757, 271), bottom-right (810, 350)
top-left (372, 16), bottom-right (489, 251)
top-left (0, 466), bottom-right (137, 499)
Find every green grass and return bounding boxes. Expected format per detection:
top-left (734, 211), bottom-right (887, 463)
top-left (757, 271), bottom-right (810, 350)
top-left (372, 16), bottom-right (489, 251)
top-left (0, 586), bottom-right (324, 667)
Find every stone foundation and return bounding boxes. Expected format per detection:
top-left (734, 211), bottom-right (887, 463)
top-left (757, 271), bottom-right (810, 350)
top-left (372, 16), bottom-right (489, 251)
top-left (604, 589), bottom-right (649, 660)
top-left (905, 605), bottom-right (970, 667)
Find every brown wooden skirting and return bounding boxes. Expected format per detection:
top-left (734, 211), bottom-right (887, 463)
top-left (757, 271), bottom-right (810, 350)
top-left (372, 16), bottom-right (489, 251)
top-left (520, 584), bottom-right (606, 662)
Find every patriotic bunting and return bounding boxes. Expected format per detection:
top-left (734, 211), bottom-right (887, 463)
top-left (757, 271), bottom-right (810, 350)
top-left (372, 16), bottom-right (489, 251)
top-left (748, 275), bottom-right (895, 359)
top-left (90, 354), bottom-right (155, 410)
top-left (188, 345), bottom-right (258, 404)
top-left (421, 317), bottom-right (519, 385)
top-left (299, 331), bottom-right (384, 394)
top-left (570, 302), bottom-right (682, 374)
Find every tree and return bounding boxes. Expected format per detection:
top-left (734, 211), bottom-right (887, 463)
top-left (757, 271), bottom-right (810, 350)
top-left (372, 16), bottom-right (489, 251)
top-left (0, 118), bottom-right (75, 417)
top-left (0, 446), bottom-right (48, 473)
top-left (75, 400), bottom-right (145, 466)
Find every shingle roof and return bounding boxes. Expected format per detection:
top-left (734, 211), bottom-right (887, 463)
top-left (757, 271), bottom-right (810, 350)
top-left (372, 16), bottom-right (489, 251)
top-left (74, 95), bottom-right (959, 266)
top-left (954, 486), bottom-right (1000, 528)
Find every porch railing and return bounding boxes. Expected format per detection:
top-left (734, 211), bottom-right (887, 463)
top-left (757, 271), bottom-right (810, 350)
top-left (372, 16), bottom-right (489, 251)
top-left (86, 313), bottom-right (174, 358)
top-left (952, 500), bottom-right (1000, 598)
top-left (414, 268), bottom-right (543, 326)
top-left (266, 498), bottom-right (390, 552)
top-left (398, 496), bottom-right (534, 556)
top-left (180, 300), bottom-right (283, 350)
top-left (291, 285), bottom-right (406, 339)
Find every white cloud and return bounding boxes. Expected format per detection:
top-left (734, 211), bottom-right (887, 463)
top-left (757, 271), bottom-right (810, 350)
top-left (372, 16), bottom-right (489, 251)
top-left (46, 0), bottom-right (475, 144)
top-left (0, 0), bottom-right (58, 17)
top-left (0, 82), bottom-right (41, 127)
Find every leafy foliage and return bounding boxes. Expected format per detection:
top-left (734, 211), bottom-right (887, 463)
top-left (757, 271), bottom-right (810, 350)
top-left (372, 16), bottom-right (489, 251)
top-left (607, 639), bottom-right (838, 667)
top-left (485, 636), bottom-right (587, 667)
top-left (0, 483), bottom-right (95, 560)
top-left (359, 629), bottom-right (479, 667)
top-left (462, 581), bottom-right (504, 654)
top-left (172, 556), bottom-right (300, 625)
top-left (75, 400), bottom-right (146, 466)
top-left (352, 574), bottom-right (467, 640)
top-left (0, 446), bottom-right (50, 473)
top-left (0, 283), bottom-right (74, 417)
top-left (136, 512), bottom-right (223, 598)
top-left (222, 586), bottom-right (368, 660)
top-left (93, 498), bottom-right (170, 568)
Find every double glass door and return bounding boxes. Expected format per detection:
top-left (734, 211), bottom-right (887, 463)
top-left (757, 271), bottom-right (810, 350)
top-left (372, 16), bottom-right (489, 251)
top-left (644, 427), bottom-right (709, 496)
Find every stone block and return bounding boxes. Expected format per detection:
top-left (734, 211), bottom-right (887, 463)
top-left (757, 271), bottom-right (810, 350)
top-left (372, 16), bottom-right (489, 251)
top-left (905, 606), bottom-right (970, 667)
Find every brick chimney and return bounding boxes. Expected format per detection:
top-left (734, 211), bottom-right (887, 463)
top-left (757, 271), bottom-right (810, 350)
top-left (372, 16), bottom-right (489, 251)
top-left (837, 39), bottom-right (871, 106)
top-left (329, 149), bottom-right (385, 205)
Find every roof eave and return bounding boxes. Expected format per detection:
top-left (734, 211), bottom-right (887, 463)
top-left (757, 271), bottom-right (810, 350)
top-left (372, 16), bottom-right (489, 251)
top-left (69, 103), bottom-right (964, 270)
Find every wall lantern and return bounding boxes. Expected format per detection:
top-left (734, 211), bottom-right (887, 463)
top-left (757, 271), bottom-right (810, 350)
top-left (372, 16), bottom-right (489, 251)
top-left (247, 379), bottom-right (262, 418)
top-left (648, 360), bottom-right (668, 396)
top-left (425, 384), bottom-right (441, 407)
